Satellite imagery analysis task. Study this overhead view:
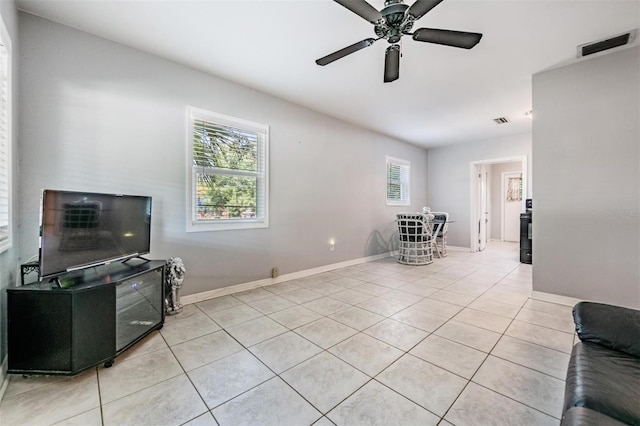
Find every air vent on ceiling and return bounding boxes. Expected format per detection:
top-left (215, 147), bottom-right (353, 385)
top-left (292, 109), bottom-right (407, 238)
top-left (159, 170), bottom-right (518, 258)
top-left (493, 117), bottom-right (510, 124)
top-left (577, 29), bottom-right (637, 58)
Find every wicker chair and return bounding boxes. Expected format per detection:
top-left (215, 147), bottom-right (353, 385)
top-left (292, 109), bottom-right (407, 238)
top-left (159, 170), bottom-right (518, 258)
top-left (431, 211), bottom-right (449, 257)
top-left (396, 213), bottom-right (433, 265)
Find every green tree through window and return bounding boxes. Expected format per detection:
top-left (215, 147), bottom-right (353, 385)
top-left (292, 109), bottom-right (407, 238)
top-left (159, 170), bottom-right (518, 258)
top-left (188, 108), bottom-right (268, 231)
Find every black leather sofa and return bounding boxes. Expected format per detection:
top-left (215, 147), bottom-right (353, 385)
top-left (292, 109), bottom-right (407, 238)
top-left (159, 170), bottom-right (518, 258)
top-left (561, 302), bottom-right (640, 425)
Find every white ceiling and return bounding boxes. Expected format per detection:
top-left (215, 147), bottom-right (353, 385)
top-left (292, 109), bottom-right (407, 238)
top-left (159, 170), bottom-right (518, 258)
top-left (16, 0), bottom-right (640, 148)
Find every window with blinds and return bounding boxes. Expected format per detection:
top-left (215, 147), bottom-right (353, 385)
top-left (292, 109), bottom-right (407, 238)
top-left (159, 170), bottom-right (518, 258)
top-left (0, 21), bottom-right (11, 253)
top-left (386, 156), bottom-right (410, 206)
top-left (187, 107), bottom-right (269, 232)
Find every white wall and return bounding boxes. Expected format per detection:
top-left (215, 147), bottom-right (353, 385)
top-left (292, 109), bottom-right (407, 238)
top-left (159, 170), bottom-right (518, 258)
top-left (532, 46), bottom-right (640, 308)
top-left (0, 0), bottom-right (19, 376)
top-left (18, 13), bottom-right (429, 295)
top-left (427, 133), bottom-right (532, 248)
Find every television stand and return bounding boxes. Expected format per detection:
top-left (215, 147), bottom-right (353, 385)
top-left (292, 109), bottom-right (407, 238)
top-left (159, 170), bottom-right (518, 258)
top-left (7, 260), bottom-right (165, 376)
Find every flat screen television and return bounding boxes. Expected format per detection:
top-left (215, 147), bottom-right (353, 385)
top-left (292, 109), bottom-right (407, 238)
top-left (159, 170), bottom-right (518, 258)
top-left (39, 189), bottom-right (152, 279)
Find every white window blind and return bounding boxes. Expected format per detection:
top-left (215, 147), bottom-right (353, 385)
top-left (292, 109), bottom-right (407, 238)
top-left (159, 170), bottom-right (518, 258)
top-left (386, 156), bottom-right (410, 206)
top-left (0, 21), bottom-right (11, 252)
top-left (187, 107), bottom-right (269, 232)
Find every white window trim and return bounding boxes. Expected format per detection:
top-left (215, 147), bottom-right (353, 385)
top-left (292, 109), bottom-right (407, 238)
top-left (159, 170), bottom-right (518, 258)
top-left (0, 16), bottom-right (12, 254)
top-left (186, 106), bottom-right (269, 232)
top-left (386, 156), bottom-right (411, 206)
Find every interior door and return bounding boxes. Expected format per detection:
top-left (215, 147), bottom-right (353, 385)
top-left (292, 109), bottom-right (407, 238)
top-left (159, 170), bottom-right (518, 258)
top-left (502, 172), bottom-right (522, 242)
top-left (478, 166), bottom-right (488, 251)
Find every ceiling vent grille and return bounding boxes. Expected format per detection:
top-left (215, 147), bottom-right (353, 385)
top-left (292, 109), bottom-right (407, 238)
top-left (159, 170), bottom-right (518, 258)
top-left (493, 117), bottom-right (510, 124)
top-left (577, 29), bottom-right (637, 58)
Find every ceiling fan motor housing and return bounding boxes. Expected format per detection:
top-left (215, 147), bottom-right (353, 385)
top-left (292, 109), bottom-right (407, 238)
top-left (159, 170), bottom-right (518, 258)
top-left (376, 0), bottom-right (412, 43)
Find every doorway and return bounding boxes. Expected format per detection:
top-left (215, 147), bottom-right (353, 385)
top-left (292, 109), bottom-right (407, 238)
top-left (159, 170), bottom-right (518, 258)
top-left (470, 156), bottom-right (528, 253)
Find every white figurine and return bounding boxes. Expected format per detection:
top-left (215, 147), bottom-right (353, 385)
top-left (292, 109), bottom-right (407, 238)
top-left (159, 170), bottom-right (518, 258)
top-left (165, 257), bottom-right (186, 315)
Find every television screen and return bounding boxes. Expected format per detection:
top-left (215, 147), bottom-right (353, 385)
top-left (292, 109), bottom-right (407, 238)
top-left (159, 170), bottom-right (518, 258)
top-left (39, 190), bottom-right (152, 279)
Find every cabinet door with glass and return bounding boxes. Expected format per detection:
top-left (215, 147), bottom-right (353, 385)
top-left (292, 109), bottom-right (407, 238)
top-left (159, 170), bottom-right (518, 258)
top-left (115, 266), bottom-right (164, 352)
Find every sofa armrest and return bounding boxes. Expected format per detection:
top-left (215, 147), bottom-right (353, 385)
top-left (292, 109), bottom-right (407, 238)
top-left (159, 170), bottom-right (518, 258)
top-left (573, 302), bottom-right (640, 357)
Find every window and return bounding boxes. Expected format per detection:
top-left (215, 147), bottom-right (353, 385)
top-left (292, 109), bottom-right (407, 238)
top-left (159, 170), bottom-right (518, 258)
top-left (0, 19), bottom-right (11, 253)
top-left (386, 156), bottom-right (410, 206)
top-left (506, 176), bottom-right (523, 201)
top-left (187, 107), bottom-right (269, 232)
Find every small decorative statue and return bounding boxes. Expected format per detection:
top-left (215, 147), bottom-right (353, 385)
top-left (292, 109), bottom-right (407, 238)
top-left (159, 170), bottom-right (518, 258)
top-left (165, 257), bottom-right (186, 315)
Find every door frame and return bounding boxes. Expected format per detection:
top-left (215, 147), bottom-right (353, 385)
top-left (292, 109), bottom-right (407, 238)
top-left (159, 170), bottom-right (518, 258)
top-left (478, 164), bottom-right (489, 251)
top-left (469, 155), bottom-right (528, 253)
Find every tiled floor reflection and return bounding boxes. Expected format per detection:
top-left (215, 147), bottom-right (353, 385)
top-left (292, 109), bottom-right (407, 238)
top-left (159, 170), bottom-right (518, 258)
top-left (1, 242), bottom-right (573, 425)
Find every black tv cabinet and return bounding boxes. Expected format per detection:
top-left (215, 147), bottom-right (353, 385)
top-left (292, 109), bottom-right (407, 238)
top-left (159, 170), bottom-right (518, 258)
top-left (520, 212), bottom-right (532, 264)
top-left (7, 259), bottom-right (165, 376)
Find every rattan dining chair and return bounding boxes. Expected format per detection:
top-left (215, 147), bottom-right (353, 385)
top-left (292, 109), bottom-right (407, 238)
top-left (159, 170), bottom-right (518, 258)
top-left (431, 211), bottom-right (449, 257)
top-left (396, 213), bottom-right (434, 265)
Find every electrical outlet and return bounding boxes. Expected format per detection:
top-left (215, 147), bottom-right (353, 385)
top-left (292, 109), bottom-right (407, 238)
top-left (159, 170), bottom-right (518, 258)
top-left (271, 267), bottom-right (279, 278)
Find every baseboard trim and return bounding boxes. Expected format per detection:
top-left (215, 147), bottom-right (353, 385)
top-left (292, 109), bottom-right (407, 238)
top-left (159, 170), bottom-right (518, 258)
top-left (530, 291), bottom-right (583, 307)
top-left (181, 252), bottom-right (394, 305)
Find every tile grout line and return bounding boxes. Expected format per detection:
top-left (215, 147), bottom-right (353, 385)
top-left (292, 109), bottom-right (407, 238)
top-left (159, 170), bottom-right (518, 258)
top-left (96, 367), bottom-right (105, 426)
top-left (191, 301), bottom-right (332, 424)
top-left (199, 253), bottom-right (532, 422)
top-left (189, 263), bottom-right (473, 424)
top-left (416, 261), bottom-right (531, 423)
top-left (7, 247), bottom-right (556, 426)
top-left (459, 298), bottom-right (565, 421)
top-left (162, 308), bottom-right (218, 425)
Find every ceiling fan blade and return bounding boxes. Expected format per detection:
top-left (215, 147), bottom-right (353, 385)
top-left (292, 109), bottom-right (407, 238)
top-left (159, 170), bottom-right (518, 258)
top-left (412, 28), bottom-right (483, 49)
top-left (384, 45), bottom-right (400, 83)
top-left (407, 0), bottom-right (444, 20)
top-left (316, 38), bottom-right (377, 66)
top-left (333, 0), bottom-right (382, 24)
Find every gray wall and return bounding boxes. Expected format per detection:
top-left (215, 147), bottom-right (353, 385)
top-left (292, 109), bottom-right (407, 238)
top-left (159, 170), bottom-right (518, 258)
top-left (0, 0), bottom-right (19, 369)
top-left (427, 133), bottom-right (532, 248)
top-left (532, 46), bottom-right (640, 308)
top-left (18, 13), bottom-right (428, 295)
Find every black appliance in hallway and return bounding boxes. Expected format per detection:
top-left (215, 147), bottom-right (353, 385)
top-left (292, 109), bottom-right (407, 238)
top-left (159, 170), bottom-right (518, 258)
top-left (520, 199), bottom-right (532, 264)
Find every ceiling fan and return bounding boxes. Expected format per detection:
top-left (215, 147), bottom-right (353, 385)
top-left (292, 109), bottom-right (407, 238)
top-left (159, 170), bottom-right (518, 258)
top-left (316, 0), bottom-right (483, 83)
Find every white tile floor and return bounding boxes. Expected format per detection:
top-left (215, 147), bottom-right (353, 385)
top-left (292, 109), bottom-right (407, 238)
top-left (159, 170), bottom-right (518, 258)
top-left (0, 242), bottom-right (575, 426)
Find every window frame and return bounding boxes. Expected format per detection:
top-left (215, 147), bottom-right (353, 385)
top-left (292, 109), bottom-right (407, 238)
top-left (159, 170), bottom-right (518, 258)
top-left (0, 17), bottom-right (12, 254)
top-left (386, 156), bottom-right (410, 206)
top-left (186, 107), bottom-right (269, 232)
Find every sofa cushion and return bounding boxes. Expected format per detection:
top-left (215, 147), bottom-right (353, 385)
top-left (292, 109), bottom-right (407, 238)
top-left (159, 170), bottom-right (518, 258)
top-left (573, 302), bottom-right (640, 357)
top-left (564, 342), bottom-right (640, 425)
top-left (562, 407), bottom-right (629, 426)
